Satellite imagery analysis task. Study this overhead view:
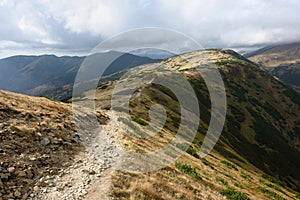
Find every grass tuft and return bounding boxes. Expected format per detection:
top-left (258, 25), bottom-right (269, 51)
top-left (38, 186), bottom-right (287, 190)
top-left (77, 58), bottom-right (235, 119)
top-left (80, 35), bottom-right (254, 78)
top-left (221, 160), bottom-right (239, 171)
top-left (257, 187), bottom-right (285, 200)
top-left (175, 162), bottom-right (201, 180)
top-left (131, 116), bottom-right (148, 126)
top-left (216, 177), bottom-right (228, 186)
top-left (221, 187), bottom-right (250, 200)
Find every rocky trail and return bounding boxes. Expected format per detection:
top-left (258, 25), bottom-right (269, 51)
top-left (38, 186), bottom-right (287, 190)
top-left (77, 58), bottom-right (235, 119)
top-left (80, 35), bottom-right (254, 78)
top-left (0, 90), bottom-right (124, 200)
top-left (34, 111), bottom-right (124, 200)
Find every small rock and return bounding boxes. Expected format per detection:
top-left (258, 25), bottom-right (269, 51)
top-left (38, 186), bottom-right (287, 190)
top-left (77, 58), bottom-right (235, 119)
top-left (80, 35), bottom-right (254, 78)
top-left (29, 156), bottom-right (36, 161)
top-left (0, 173), bottom-right (9, 180)
top-left (48, 183), bottom-right (56, 187)
top-left (47, 132), bottom-right (55, 137)
top-left (40, 137), bottom-right (50, 146)
top-left (7, 167), bottom-right (15, 173)
top-left (16, 171), bottom-right (26, 177)
top-left (33, 186), bottom-right (39, 191)
top-left (14, 190), bottom-right (21, 197)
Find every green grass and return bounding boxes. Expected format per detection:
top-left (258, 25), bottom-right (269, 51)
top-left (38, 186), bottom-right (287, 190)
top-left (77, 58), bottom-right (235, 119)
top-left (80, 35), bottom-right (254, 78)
top-left (221, 187), bottom-right (250, 200)
top-left (221, 160), bottom-right (239, 171)
top-left (234, 182), bottom-right (243, 189)
top-left (215, 59), bottom-right (247, 66)
top-left (240, 172), bottom-right (252, 180)
top-left (257, 187), bottom-right (285, 200)
top-left (201, 158), bottom-right (214, 169)
top-left (216, 177), bottom-right (228, 186)
top-left (175, 162), bottom-right (201, 180)
top-left (296, 193), bottom-right (300, 199)
top-left (262, 174), bottom-right (285, 187)
top-left (186, 147), bottom-right (200, 159)
top-left (131, 116), bottom-right (148, 126)
top-left (259, 179), bottom-right (285, 194)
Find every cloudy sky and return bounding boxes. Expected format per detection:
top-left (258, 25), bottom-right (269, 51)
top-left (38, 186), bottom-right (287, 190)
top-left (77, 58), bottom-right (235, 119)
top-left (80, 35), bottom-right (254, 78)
top-left (0, 0), bottom-right (299, 58)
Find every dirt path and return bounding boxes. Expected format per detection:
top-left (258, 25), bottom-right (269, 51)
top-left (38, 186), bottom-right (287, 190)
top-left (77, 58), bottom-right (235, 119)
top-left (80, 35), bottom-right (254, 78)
top-left (84, 168), bottom-right (115, 200)
top-left (34, 111), bottom-right (123, 200)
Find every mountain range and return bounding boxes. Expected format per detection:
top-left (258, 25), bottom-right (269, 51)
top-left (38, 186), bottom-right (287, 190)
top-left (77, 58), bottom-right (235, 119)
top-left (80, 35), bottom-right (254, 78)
top-left (0, 52), bottom-right (159, 101)
top-left (0, 46), bottom-right (300, 199)
top-left (246, 43), bottom-right (300, 93)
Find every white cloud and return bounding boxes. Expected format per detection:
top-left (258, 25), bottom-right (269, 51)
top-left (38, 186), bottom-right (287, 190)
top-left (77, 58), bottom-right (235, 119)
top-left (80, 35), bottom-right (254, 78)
top-left (156, 0), bottom-right (300, 47)
top-left (38, 0), bottom-right (130, 36)
top-left (0, 0), bottom-right (299, 57)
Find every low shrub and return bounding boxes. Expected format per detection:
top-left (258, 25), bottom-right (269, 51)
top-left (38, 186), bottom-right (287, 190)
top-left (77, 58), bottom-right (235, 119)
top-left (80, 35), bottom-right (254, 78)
top-left (186, 147), bottom-right (200, 159)
top-left (175, 162), bottom-right (201, 180)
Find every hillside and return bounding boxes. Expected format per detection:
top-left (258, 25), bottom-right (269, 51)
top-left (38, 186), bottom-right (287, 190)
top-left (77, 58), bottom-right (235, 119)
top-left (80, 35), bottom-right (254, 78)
top-left (0, 52), bottom-right (159, 100)
top-left (92, 49), bottom-right (300, 199)
top-left (0, 90), bottom-right (80, 199)
top-left (0, 90), bottom-right (116, 199)
top-left (245, 43), bottom-right (300, 68)
top-left (1, 49), bottom-right (300, 200)
top-left (246, 43), bottom-right (300, 93)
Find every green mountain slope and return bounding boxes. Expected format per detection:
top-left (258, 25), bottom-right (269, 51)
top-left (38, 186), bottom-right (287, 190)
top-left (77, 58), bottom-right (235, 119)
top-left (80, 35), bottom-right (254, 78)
top-left (92, 49), bottom-right (300, 199)
top-left (269, 64), bottom-right (300, 93)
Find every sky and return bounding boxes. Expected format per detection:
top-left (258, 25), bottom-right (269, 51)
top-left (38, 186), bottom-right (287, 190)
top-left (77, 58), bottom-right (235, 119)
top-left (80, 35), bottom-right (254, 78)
top-left (0, 0), bottom-right (299, 58)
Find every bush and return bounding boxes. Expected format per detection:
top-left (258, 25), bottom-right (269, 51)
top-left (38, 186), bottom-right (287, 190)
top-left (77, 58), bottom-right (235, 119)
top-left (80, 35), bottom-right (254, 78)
top-left (186, 147), bottom-right (200, 159)
top-left (175, 162), bottom-right (201, 180)
top-left (221, 187), bottom-right (250, 200)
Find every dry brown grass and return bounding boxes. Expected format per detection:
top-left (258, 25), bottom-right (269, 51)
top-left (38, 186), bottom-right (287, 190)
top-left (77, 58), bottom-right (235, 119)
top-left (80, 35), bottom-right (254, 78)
top-left (93, 49), bottom-right (300, 200)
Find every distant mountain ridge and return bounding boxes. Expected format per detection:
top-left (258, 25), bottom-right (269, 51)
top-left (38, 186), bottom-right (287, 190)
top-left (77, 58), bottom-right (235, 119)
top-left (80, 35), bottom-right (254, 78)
top-left (246, 42), bottom-right (300, 93)
top-left (0, 52), bottom-right (160, 100)
top-left (245, 42), bottom-right (300, 67)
